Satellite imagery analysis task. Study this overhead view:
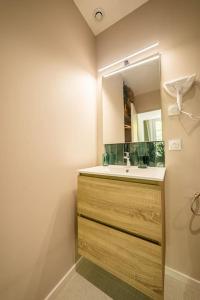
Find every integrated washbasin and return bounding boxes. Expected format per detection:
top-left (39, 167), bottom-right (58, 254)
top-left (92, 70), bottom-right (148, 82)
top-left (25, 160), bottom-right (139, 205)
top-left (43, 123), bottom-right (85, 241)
top-left (79, 165), bottom-right (166, 181)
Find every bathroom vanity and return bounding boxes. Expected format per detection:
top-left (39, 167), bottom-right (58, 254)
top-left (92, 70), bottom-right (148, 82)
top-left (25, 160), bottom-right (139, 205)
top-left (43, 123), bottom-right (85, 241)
top-left (77, 166), bottom-right (166, 300)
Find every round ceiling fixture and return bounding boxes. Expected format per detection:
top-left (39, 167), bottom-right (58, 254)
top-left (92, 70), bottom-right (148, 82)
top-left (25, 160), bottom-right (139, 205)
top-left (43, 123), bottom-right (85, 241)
top-left (94, 8), bottom-right (104, 21)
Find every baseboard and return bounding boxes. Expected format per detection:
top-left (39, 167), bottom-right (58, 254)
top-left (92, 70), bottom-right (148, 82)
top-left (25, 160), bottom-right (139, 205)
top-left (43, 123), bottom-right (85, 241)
top-left (165, 266), bottom-right (200, 300)
top-left (44, 257), bottom-right (83, 300)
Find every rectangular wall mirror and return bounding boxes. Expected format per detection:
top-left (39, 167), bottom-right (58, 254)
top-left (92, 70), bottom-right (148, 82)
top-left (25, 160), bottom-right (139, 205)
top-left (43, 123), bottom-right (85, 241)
top-left (102, 55), bottom-right (162, 144)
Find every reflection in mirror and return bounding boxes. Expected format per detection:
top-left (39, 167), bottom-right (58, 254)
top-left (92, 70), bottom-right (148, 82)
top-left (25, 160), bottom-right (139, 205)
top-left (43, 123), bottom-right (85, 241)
top-left (102, 55), bottom-right (162, 143)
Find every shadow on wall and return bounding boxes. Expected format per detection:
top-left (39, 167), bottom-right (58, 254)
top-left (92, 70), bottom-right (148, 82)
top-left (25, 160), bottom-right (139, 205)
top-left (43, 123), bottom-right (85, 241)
top-left (172, 194), bottom-right (200, 234)
top-left (189, 215), bottom-right (200, 235)
top-left (179, 81), bottom-right (200, 135)
top-left (76, 258), bottom-right (150, 300)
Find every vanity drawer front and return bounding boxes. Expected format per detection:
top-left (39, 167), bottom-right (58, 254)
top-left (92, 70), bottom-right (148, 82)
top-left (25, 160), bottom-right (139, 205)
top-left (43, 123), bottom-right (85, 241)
top-left (78, 217), bottom-right (163, 300)
top-left (78, 175), bottom-right (162, 243)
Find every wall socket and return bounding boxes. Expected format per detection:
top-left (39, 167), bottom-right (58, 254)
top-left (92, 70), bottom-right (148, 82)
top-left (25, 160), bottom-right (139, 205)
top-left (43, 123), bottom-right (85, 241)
top-left (168, 139), bottom-right (182, 151)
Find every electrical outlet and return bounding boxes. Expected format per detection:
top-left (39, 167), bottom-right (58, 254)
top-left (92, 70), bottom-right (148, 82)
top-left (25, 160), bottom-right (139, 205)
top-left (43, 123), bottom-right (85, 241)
top-left (168, 139), bottom-right (182, 151)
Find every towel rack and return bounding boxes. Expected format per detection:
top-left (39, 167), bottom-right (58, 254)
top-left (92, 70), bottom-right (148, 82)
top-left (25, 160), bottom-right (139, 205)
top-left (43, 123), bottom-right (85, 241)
top-left (191, 192), bottom-right (200, 216)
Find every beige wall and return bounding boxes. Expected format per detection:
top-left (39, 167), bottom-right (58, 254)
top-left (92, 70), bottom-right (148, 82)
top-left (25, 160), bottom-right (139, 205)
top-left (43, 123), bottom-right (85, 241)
top-left (97, 0), bottom-right (200, 280)
top-left (102, 75), bottom-right (124, 144)
top-left (134, 89), bottom-right (161, 113)
top-left (0, 1), bottom-right (97, 300)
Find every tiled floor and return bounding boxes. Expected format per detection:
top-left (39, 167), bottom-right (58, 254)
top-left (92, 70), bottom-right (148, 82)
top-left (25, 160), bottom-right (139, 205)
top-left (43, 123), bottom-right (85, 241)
top-left (53, 258), bottom-right (150, 300)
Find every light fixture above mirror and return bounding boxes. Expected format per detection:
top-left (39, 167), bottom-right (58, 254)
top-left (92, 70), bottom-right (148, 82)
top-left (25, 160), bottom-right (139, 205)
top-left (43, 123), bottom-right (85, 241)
top-left (103, 54), bottom-right (160, 78)
top-left (98, 41), bottom-right (159, 74)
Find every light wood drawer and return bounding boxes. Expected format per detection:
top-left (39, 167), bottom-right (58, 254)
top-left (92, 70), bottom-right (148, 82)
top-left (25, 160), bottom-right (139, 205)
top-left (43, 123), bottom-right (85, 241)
top-left (78, 216), bottom-right (163, 300)
top-left (78, 175), bottom-right (162, 243)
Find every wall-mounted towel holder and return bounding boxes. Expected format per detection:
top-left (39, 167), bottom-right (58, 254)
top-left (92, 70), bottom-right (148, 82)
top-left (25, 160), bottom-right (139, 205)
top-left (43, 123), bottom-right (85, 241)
top-left (164, 74), bottom-right (196, 111)
top-left (191, 192), bottom-right (200, 216)
top-left (164, 74), bottom-right (200, 120)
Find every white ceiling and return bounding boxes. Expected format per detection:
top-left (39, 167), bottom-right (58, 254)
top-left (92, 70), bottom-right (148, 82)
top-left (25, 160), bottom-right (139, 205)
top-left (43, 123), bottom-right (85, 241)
top-left (73, 0), bottom-right (149, 35)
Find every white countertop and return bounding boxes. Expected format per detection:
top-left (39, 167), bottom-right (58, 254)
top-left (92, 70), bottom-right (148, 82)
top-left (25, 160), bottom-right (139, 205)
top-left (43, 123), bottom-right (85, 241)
top-left (79, 165), bottom-right (166, 182)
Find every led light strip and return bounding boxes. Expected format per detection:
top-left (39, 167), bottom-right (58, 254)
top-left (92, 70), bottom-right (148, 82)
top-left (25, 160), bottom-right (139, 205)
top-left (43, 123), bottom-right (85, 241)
top-left (98, 42), bottom-right (159, 73)
top-left (103, 54), bottom-right (160, 78)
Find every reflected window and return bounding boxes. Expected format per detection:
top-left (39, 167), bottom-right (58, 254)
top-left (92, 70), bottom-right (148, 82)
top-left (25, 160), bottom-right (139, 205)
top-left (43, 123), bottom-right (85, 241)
top-left (137, 110), bottom-right (162, 142)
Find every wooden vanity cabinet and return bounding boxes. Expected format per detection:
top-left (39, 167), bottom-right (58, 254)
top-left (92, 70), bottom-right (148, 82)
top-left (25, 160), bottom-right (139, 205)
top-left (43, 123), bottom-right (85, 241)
top-left (77, 174), bottom-right (165, 300)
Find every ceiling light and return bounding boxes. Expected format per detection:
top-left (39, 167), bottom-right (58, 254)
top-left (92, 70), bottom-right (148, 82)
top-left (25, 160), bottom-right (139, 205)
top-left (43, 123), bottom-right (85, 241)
top-left (94, 8), bottom-right (104, 21)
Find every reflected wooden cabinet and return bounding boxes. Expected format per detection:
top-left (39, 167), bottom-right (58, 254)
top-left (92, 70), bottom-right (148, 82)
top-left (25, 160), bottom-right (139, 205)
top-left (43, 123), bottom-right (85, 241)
top-left (77, 174), bottom-right (165, 300)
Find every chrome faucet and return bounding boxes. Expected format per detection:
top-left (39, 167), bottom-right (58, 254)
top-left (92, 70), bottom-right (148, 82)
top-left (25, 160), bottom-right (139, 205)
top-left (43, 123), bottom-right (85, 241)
top-left (124, 152), bottom-right (131, 167)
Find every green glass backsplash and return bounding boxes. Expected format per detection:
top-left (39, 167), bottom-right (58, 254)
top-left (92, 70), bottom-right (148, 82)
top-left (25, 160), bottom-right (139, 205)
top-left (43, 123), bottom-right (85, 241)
top-left (105, 142), bottom-right (165, 167)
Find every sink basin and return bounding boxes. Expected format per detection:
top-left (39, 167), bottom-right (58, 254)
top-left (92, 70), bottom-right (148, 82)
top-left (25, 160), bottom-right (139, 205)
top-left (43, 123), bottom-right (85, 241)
top-left (79, 165), bottom-right (166, 181)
